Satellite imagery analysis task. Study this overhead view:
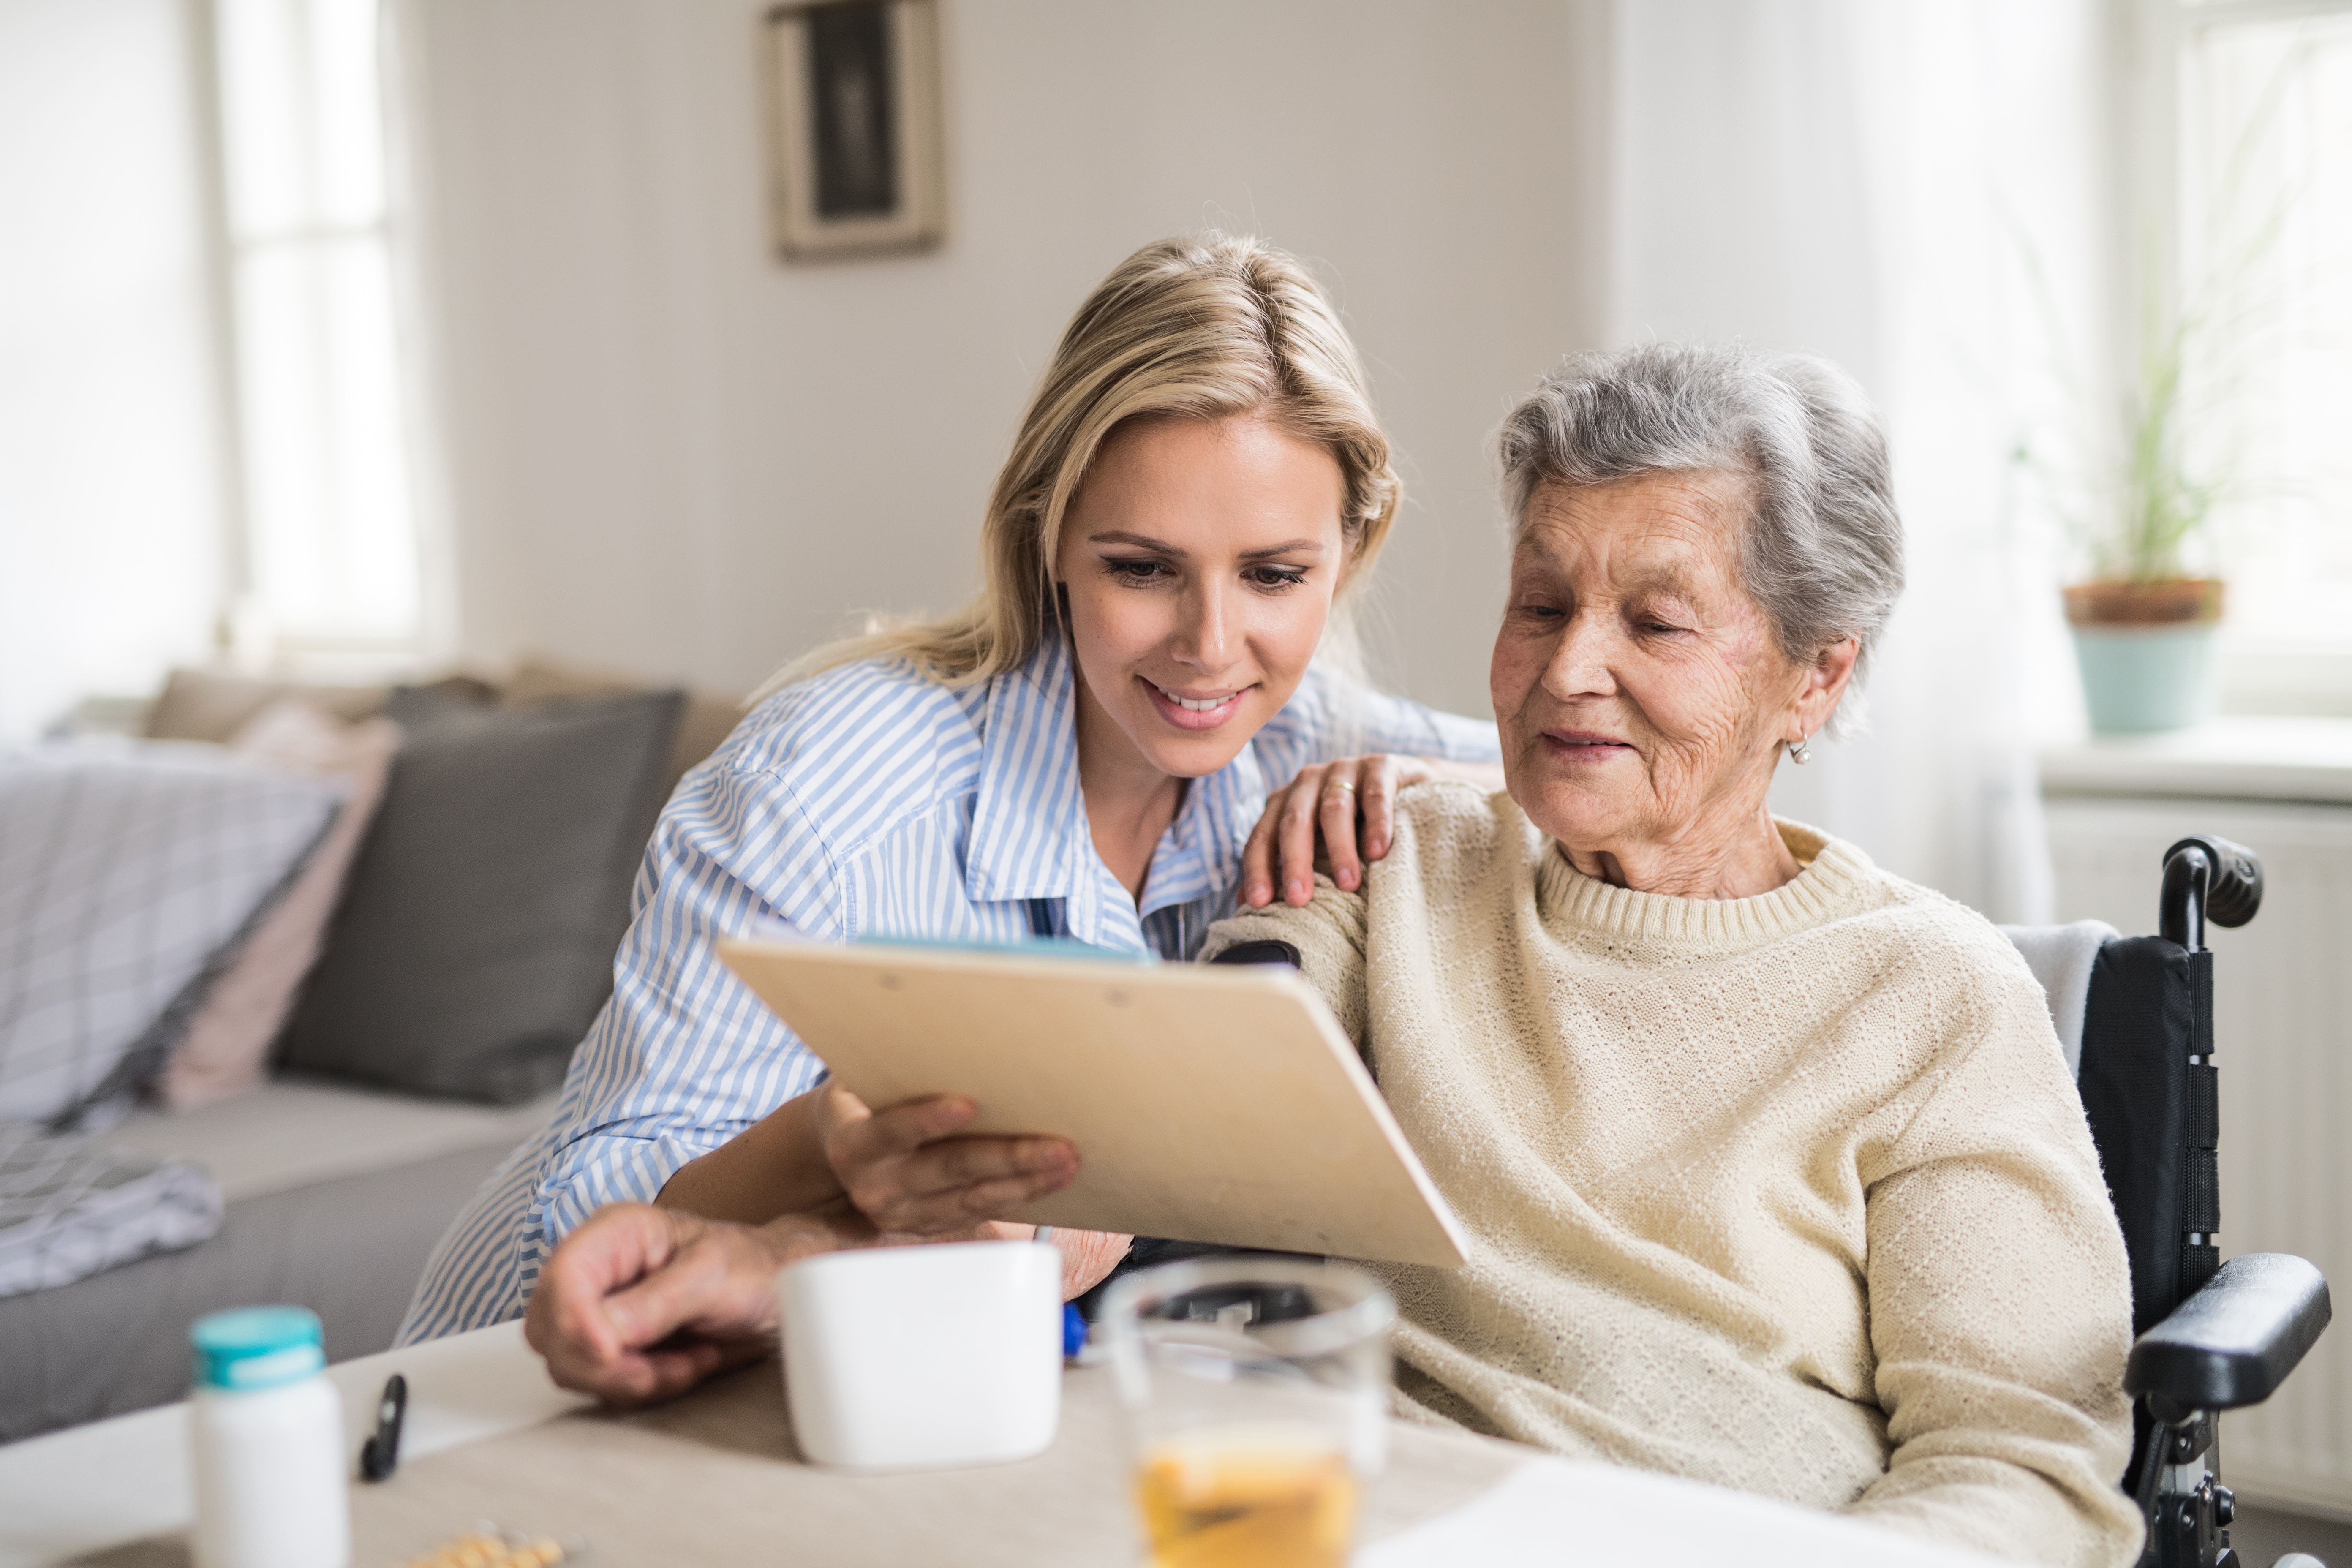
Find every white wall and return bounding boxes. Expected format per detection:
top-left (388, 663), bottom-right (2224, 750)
top-left (397, 0), bottom-right (1608, 718)
top-left (0, 0), bottom-right (228, 740)
top-left (395, 0), bottom-right (2128, 910)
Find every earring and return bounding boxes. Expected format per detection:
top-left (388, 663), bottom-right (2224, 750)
top-left (1786, 731), bottom-right (1813, 765)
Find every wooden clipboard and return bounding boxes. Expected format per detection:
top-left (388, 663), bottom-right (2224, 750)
top-left (716, 938), bottom-right (1469, 1269)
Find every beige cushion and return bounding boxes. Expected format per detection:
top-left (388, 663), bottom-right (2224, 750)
top-left (504, 657), bottom-right (743, 800)
top-left (145, 668), bottom-right (390, 743)
top-left (147, 659), bottom-right (741, 804)
top-left (150, 701), bottom-right (402, 1111)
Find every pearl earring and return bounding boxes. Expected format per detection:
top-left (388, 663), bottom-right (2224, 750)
top-left (1787, 730), bottom-right (1813, 765)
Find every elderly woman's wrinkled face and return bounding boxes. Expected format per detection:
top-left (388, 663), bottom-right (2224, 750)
top-left (1491, 474), bottom-right (1821, 888)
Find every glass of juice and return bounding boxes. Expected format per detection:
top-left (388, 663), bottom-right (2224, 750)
top-left (1098, 1257), bottom-right (1395, 1568)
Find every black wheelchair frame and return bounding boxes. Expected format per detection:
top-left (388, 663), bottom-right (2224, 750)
top-left (2081, 836), bottom-right (2333, 1568)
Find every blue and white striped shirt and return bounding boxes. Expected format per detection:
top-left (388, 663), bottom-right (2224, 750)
top-left (398, 636), bottom-right (1496, 1342)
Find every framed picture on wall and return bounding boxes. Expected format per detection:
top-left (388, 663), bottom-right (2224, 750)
top-left (762, 0), bottom-right (945, 261)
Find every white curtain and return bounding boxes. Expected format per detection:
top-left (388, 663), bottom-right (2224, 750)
top-left (1600, 0), bottom-right (2117, 920)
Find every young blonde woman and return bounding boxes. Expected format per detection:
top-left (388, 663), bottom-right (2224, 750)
top-left (400, 235), bottom-right (1501, 1383)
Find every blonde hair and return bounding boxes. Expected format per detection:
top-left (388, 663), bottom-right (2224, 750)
top-left (760, 234), bottom-right (1401, 697)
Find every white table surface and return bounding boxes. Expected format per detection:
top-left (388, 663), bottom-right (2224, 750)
top-left (0, 1323), bottom-right (2001, 1568)
top-left (0, 1323), bottom-right (589, 1568)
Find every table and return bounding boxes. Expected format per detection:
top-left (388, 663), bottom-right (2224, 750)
top-left (0, 1324), bottom-right (2001, 1568)
top-left (0, 1324), bottom-right (585, 1568)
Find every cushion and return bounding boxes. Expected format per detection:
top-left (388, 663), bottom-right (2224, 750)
top-left (274, 687), bottom-right (685, 1104)
top-left (503, 657), bottom-right (743, 801)
top-left (151, 702), bottom-right (404, 1111)
top-left (144, 667), bottom-right (392, 743)
top-left (144, 667), bottom-right (501, 745)
top-left (0, 741), bottom-right (346, 1127)
top-left (147, 661), bottom-right (740, 807)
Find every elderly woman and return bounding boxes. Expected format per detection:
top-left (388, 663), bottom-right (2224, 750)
top-left (517, 341), bottom-right (2138, 1567)
top-left (1202, 342), bottom-right (2140, 1567)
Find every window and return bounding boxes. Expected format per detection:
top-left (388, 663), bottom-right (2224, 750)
top-left (2145, 0), bottom-right (2352, 713)
top-left (208, 0), bottom-right (425, 664)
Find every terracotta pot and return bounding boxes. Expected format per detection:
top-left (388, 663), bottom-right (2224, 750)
top-left (2062, 580), bottom-right (2226, 735)
top-left (2062, 578), bottom-right (2225, 627)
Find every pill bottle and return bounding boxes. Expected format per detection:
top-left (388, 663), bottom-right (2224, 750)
top-left (189, 1306), bottom-right (350, 1568)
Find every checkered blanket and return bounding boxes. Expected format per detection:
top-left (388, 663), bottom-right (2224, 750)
top-left (0, 1120), bottom-right (221, 1297)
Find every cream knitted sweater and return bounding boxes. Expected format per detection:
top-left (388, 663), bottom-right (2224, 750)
top-left (1203, 784), bottom-right (2142, 1568)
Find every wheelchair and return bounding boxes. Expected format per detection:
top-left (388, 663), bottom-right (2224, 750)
top-left (1112, 835), bottom-right (2336, 1566)
top-left (2016, 836), bottom-right (2334, 1568)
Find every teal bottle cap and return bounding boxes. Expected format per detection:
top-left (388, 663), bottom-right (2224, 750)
top-left (191, 1306), bottom-right (326, 1392)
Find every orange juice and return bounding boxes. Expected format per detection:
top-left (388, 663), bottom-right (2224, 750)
top-left (1133, 1429), bottom-right (1359, 1568)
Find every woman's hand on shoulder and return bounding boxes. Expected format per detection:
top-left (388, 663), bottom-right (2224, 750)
top-left (1244, 755), bottom-right (1503, 908)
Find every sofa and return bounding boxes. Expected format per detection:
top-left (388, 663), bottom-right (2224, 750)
top-left (0, 661), bottom-right (743, 1443)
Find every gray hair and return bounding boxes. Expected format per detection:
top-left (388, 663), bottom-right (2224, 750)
top-left (1495, 342), bottom-right (1905, 734)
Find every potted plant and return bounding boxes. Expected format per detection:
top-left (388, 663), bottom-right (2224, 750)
top-left (2063, 322), bottom-right (2228, 735)
top-left (2055, 48), bottom-right (2319, 736)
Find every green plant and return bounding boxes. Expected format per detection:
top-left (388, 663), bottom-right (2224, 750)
top-left (2017, 34), bottom-right (2316, 589)
top-left (2105, 310), bottom-right (2222, 583)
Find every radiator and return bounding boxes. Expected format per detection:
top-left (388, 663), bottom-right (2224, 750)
top-left (2044, 795), bottom-right (2352, 1515)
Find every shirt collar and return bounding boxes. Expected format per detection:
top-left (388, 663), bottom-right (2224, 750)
top-left (1137, 739), bottom-right (1262, 917)
top-left (963, 636), bottom-right (1277, 941)
top-left (964, 634), bottom-right (1084, 906)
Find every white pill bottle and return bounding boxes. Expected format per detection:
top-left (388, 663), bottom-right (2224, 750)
top-left (189, 1306), bottom-right (350, 1568)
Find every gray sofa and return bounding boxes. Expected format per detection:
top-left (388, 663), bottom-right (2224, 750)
top-left (0, 1078), bottom-right (553, 1442)
top-left (0, 661), bottom-right (745, 1446)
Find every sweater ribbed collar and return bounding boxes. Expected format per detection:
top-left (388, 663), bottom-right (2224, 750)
top-left (1531, 814), bottom-right (1881, 950)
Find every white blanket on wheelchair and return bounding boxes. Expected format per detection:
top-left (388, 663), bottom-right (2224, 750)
top-left (1998, 920), bottom-right (2119, 1078)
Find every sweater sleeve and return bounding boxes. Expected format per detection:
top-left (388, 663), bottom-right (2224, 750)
top-left (1199, 873), bottom-right (1372, 1056)
top-left (1847, 965), bottom-right (2145, 1568)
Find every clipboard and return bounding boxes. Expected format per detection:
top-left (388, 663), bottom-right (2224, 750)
top-left (716, 937), bottom-right (1469, 1269)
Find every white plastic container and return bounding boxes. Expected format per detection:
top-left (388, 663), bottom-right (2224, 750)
top-left (189, 1306), bottom-right (350, 1568)
top-left (776, 1239), bottom-right (1062, 1472)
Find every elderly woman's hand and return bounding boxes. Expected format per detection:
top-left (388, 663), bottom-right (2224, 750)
top-left (1244, 754), bottom-right (1503, 907)
top-left (526, 1200), bottom-right (875, 1406)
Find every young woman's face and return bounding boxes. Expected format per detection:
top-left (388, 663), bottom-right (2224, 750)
top-left (1054, 413), bottom-right (1349, 781)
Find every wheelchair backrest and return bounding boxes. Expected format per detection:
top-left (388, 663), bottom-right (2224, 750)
top-left (2003, 926), bottom-right (2218, 1339)
top-left (2079, 937), bottom-right (2216, 1338)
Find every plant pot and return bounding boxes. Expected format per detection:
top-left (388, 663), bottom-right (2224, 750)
top-left (2063, 579), bottom-right (2224, 735)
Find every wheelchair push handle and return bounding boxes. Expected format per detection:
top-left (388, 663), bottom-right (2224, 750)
top-left (2160, 836), bottom-right (2263, 952)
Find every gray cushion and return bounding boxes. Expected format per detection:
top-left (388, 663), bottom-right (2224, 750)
top-left (275, 688), bottom-right (683, 1104)
top-left (0, 743), bottom-right (343, 1127)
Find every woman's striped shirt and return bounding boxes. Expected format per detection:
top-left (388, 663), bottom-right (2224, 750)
top-left (397, 636), bottom-right (1496, 1343)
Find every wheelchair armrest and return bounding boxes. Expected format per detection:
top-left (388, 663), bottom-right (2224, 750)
top-left (2126, 1252), bottom-right (2330, 1415)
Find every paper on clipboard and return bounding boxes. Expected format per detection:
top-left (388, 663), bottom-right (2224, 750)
top-left (716, 937), bottom-right (1469, 1269)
